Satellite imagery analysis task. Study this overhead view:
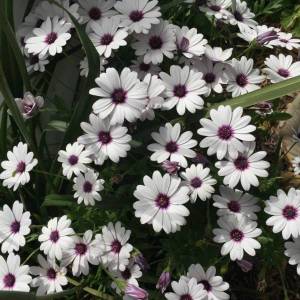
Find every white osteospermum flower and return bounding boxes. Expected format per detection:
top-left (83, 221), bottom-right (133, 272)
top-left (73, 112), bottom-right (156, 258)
top-left (94, 222), bottom-right (133, 271)
top-left (114, 0), bottom-right (161, 34)
top-left (265, 188), bottom-right (300, 240)
top-left (181, 164), bottom-right (217, 203)
top-left (263, 54), bottom-right (300, 83)
top-left (200, 0), bottom-right (232, 20)
top-left (79, 56), bottom-right (107, 78)
top-left (140, 74), bottom-right (165, 121)
top-left (160, 65), bottom-right (208, 115)
top-left (213, 186), bottom-right (260, 220)
top-left (186, 264), bottom-right (230, 300)
top-left (272, 32), bottom-right (300, 50)
top-left (0, 253), bottom-right (32, 291)
top-left (148, 123), bottom-right (197, 168)
top-left (132, 21), bottom-right (176, 64)
top-left (215, 141), bottom-right (270, 191)
top-left (58, 142), bottom-right (92, 179)
top-left (30, 255), bottom-right (68, 296)
top-left (204, 45), bottom-right (233, 63)
top-left (89, 17), bottom-right (128, 58)
top-left (0, 201), bottom-right (31, 253)
top-left (165, 277), bottom-right (206, 300)
top-left (78, 114), bottom-right (131, 165)
top-left (292, 157), bottom-right (300, 175)
top-left (0, 142), bottom-right (38, 191)
top-left (133, 171), bottom-right (190, 233)
top-left (62, 230), bottom-right (98, 276)
top-left (38, 215), bottom-right (75, 260)
top-left (176, 26), bottom-right (207, 58)
top-left (25, 17), bottom-right (71, 58)
top-left (284, 238), bottom-right (300, 275)
top-left (225, 56), bottom-right (265, 97)
top-left (197, 105), bottom-right (256, 160)
top-left (25, 53), bottom-right (49, 73)
top-left (90, 67), bottom-right (148, 125)
top-left (213, 215), bottom-right (262, 261)
top-left (131, 57), bottom-right (161, 79)
top-left (193, 57), bottom-right (225, 96)
top-left (73, 169), bottom-right (104, 206)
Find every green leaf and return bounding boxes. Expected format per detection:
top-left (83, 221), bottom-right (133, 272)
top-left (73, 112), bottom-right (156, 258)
top-left (267, 112), bottom-right (292, 121)
top-left (43, 194), bottom-right (74, 207)
top-left (209, 75), bottom-right (300, 111)
top-left (47, 120), bottom-right (69, 132)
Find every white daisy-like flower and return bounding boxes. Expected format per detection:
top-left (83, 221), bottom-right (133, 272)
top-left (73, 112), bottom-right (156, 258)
top-left (265, 188), bottom-right (300, 240)
top-left (271, 32), bottom-right (300, 50)
top-left (25, 17), bottom-right (71, 58)
top-left (38, 215), bottom-right (75, 260)
top-left (147, 123), bottom-right (197, 168)
top-left (213, 186), bottom-right (260, 220)
top-left (213, 215), bottom-right (262, 261)
top-left (0, 142), bottom-right (38, 191)
top-left (90, 67), bottom-right (148, 125)
top-left (185, 264), bottom-right (230, 300)
top-left (204, 45), bottom-right (233, 63)
top-left (79, 56), bottom-right (107, 78)
top-left (62, 230), bottom-right (98, 276)
top-left (215, 141), bottom-right (270, 191)
top-left (165, 277), bottom-right (206, 300)
top-left (73, 169), bottom-right (104, 206)
top-left (25, 53), bottom-right (49, 73)
top-left (0, 253), bottom-right (32, 291)
top-left (131, 57), bottom-right (161, 79)
top-left (263, 54), bottom-right (300, 83)
top-left (225, 56), bottom-right (265, 97)
top-left (78, 114), bottom-right (131, 165)
top-left (94, 222), bottom-right (133, 271)
top-left (114, 0), bottom-right (161, 34)
top-left (175, 26), bottom-right (207, 58)
top-left (160, 65), bottom-right (208, 115)
top-left (200, 0), bottom-right (232, 20)
top-left (181, 164), bottom-right (217, 203)
top-left (89, 17), bottom-right (128, 58)
top-left (133, 170), bottom-right (190, 233)
top-left (197, 105), bottom-right (256, 160)
top-left (78, 0), bottom-right (116, 27)
top-left (227, 0), bottom-right (257, 29)
top-left (0, 201), bottom-right (31, 253)
top-left (140, 74), bottom-right (165, 121)
top-left (292, 157), bottom-right (300, 175)
top-left (30, 254), bottom-right (68, 296)
top-left (58, 142), bottom-right (92, 179)
top-left (193, 57), bottom-right (225, 96)
top-left (132, 21), bottom-right (176, 64)
top-left (284, 238), bottom-right (300, 275)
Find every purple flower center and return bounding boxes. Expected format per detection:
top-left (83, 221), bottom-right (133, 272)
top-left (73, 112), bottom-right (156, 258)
top-left (173, 84), bottom-right (187, 98)
top-left (129, 10), bottom-right (144, 22)
top-left (179, 37), bottom-right (190, 52)
top-left (191, 177), bottom-right (202, 188)
top-left (75, 242), bottom-right (87, 255)
top-left (278, 68), bottom-right (290, 78)
top-left (83, 181), bottom-right (93, 193)
top-left (204, 72), bottom-right (216, 83)
top-left (47, 268), bottom-right (57, 280)
top-left (200, 279), bottom-right (212, 291)
top-left (111, 239), bottom-right (122, 253)
top-left (234, 155), bottom-right (249, 171)
top-left (29, 54), bottom-right (39, 65)
top-left (209, 5), bottom-right (221, 11)
top-left (155, 193), bottom-right (170, 209)
top-left (16, 161), bottom-right (26, 173)
top-left (236, 74), bottom-right (248, 87)
top-left (282, 205), bottom-right (298, 220)
top-left (3, 273), bottom-right (15, 288)
top-left (218, 125), bottom-right (233, 140)
top-left (165, 141), bottom-right (178, 153)
top-left (234, 10), bottom-right (243, 21)
top-left (139, 62), bottom-right (150, 72)
top-left (111, 88), bottom-right (127, 104)
top-left (227, 200), bottom-right (241, 213)
top-left (230, 229), bottom-right (244, 242)
top-left (89, 7), bottom-right (102, 20)
top-left (50, 230), bottom-right (60, 243)
top-left (45, 32), bottom-right (58, 45)
top-left (149, 35), bottom-right (163, 49)
top-left (10, 221), bottom-right (20, 234)
top-left (180, 294), bottom-right (193, 300)
top-left (101, 33), bottom-right (113, 45)
top-left (121, 268), bottom-right (131, 280)
top-left (98, 131), bottom-right (112, 144)
top-left (68, 155), bottom-right (78, 166)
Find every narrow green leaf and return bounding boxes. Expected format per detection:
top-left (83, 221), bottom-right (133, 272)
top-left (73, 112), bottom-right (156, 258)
top-left (43, 194), bottom-right (74, 207)
top-left (47, 120), bottom-right (69, 132)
